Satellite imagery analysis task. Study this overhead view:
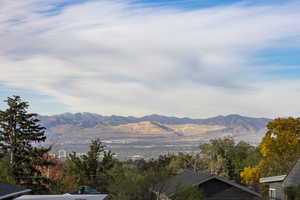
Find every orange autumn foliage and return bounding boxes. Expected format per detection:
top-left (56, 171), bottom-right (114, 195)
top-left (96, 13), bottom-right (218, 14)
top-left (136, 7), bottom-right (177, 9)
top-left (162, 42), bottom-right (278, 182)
top-left (37, 154), bottom-right (64, 181)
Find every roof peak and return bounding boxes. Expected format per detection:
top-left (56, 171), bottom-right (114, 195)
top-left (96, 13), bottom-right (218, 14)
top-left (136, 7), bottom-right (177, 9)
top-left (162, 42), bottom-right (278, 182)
top-left (166, 170), bottom-right (261, 197)
top-left (283, 158), bottom-right (300, 187)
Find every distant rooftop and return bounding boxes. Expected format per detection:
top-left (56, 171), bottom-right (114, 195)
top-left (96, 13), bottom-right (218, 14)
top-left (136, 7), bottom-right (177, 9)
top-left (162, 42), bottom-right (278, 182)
top-left (259, 175), bottom-right (287, 183)
top-left (259, 158), bottom-right (300, 186)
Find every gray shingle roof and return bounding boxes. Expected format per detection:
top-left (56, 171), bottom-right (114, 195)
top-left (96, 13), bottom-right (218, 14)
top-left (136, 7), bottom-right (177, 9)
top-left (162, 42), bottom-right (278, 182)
top-left (164, 170), bottom-right (213, 195)
top-left (164, 170), bottom-right (261, 197)
top-left (283, 158), bottom-right (300, 188)
top-left (169, 170), bottom-right (213, 186)
top-left (0, 184), bottom-right (31, 200)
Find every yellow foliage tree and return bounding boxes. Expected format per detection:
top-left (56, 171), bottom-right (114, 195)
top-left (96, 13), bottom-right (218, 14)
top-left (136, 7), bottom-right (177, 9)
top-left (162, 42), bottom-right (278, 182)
top-left (240, 167), bottom-right (260, 184)
top-left (241, 117), bottom-right (300, 184)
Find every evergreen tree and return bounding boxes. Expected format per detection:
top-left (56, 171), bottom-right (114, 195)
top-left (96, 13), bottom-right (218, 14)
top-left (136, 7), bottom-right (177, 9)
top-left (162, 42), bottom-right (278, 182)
top-left (0, 96), bottom-right (51, 193)
top-left (0, 156), bottom-right (15, 185)
top-left (65, 139), bottom-right (117, 193)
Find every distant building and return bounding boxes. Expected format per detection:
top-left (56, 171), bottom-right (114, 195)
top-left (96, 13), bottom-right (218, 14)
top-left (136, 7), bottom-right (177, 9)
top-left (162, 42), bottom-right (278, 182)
top-left (56, 150), bottom-right (91, 160)
top-left (0, 183), bottom-right (31, 200)
top-left (58, 149), bottom-right (67, 159)
top-left (160, 170), bottom-right (261, 200)
top-left (259, 158), bottom-right (300, 200)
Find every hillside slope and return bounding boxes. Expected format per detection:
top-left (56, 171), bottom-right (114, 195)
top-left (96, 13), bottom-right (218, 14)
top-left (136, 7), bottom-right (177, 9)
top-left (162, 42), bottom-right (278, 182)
top-left (39, 113), bottom-right (271, 159)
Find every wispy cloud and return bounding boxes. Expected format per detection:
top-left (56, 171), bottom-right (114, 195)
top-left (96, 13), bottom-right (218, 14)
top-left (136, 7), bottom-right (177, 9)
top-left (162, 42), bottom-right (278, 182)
top-left (0, 0), bottom-right (300, 117)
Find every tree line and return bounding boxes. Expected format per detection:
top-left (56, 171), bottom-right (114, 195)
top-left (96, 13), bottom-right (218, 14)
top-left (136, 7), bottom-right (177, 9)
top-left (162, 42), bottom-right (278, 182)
top-left (0, 96), bottom-right (299, 199)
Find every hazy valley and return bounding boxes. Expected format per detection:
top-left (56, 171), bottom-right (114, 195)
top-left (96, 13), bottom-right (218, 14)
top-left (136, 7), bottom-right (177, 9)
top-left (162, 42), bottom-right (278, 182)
top-left (39, 113), bottom-right (271, 159)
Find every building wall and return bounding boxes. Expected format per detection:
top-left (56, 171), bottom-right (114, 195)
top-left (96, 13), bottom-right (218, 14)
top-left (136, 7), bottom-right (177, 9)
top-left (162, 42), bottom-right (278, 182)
top-left (269, 182), bottom-right (284, 200)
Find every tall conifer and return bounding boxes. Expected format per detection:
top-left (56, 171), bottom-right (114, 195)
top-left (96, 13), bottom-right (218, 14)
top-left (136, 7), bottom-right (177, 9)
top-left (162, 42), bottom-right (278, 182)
top-left (0, 96), bottom-right (51, 192)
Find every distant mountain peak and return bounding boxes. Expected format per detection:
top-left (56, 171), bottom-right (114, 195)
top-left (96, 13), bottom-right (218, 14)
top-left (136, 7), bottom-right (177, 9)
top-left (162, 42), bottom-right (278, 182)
top-left (41, 113), bottom-right (272, 158)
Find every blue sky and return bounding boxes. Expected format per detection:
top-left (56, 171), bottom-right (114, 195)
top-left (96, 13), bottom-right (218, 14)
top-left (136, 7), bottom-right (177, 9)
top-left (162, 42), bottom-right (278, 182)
top-left (0, 0), bottom-right (300, 118)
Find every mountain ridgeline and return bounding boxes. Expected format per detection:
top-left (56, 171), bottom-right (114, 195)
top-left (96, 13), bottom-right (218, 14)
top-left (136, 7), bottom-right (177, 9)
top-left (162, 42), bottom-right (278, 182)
top-left (39, 113), bottom-right (271, 159)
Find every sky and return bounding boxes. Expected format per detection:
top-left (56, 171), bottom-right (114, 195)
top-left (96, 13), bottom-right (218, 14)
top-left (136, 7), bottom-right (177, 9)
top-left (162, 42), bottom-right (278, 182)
top-left (0, 0), bottom-right (300, 118)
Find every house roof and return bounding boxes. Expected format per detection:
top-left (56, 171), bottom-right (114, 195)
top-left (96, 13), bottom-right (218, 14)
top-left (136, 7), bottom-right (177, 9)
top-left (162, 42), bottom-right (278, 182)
top-left (0, 183), bottom-right (31, 200)
top-left (165, 170), bottom-right (261, 197)
top-left (163, 170), bottom-right (212, 196)
top-left (15, 194), bottom-right (108, 200)
top-left (259, 175), bottom-right (287, 183)
top-left (283, 158), bottom-right (300, 187)
top-left (168, 170), bottom-right (213, 186)
top-left (258, 158), bottom-right (300, 187)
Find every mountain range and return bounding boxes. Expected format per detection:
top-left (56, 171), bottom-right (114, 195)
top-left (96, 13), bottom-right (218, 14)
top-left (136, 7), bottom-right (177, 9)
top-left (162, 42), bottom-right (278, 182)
top-left (39, 113), bottom-right (271, 159)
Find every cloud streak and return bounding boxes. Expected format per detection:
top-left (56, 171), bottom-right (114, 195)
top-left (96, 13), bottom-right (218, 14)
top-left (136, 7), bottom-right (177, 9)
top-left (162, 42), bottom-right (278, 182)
top-left (0, 0), bottom-right (300, 117)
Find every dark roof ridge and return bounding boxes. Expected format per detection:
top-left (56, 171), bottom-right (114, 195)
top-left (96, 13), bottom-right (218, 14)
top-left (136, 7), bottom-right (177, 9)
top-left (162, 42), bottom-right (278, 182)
top-left (167, 170), bottom-right (261, 197)
top-left (283, 157), bottom-right (300, 187)
top-left (213, 176), bottom-right (261, 197)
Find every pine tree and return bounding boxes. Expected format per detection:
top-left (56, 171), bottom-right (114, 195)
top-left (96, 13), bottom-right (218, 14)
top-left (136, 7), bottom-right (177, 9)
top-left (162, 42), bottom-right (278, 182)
top-left (65, 139), bottom-right (116, 192)
top-left (0, 96), bottom-right (52, 193)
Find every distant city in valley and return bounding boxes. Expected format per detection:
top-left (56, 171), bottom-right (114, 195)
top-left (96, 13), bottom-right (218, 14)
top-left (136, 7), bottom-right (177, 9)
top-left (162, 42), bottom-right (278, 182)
top-left (40, 113), bottom-right (271, 159)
